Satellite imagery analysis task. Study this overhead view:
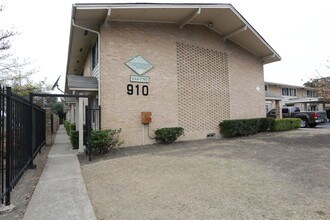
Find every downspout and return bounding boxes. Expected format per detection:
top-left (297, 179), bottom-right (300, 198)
top-left (71, 19), bottom-right (101, 106)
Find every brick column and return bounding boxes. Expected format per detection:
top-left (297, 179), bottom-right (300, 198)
top-left (45, 108), bottom-right (52, 146)
top-left (275, 100), bottom-right (282, 118)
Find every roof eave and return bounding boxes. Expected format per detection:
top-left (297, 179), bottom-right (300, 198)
top-left (67, 3), bottom-right (281, 74)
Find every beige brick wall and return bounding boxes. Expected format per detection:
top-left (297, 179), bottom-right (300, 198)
top-left (99, 22), bottom-right (264, 147)
top-left (229, 47), bottom-right (265, 119)
top-left (267, 84), bottom-right (324, 111)
top-left (297, 88), bottom-right (305, 98)
top-left (268, 84), bottom-right (306, 99)
top-left (268, 84), bottom-right (281, 95)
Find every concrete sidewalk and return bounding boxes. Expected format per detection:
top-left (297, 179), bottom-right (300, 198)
top-left (23, 125), bottom-right (96, 220)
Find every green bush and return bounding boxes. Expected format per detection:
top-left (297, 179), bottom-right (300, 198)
top-left (291, 118), bottom-right (302, 129)
top-left (70, 130), bottom-right (79, 149)
top-left (70, 130), bottom-right (86, 149)
top-left (219, 118), bottom-right (261, 137)
top-left (69, 123), bottom-right (76, 134)
top-left (270, 118), bottom-right (301, 131)
top-left (259, 117), bottom-right (275, 132)
top-left (154, 127), bottom-right (184, 144)
top-left (219, 117), bottom-right (300, 137)
top-left (64, 120), bottom-right (70, 134)
top-left (90, 129), bottom-right (123, 154)
top-left (64, 121), bottom-right (76, 136)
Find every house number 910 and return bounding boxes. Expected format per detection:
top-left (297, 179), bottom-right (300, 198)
top-left (127, 84), bottom-right (149, 96)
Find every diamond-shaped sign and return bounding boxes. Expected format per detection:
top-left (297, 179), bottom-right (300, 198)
top-left (125, 55), bottom-right (153, 76)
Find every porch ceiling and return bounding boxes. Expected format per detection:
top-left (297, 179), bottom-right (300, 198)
top-left (66, 3), bottom-right (281, 77)
top-left (67, 75), bottom-right (98, 92)
top-left (265, 91), bottom-right (283, 101)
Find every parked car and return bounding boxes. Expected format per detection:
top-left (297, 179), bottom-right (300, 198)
top-left (267, 106), bottom-right (327, 128)
top-left (326, 109), bottom-right (330, 120)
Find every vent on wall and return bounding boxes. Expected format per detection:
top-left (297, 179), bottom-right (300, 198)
top-left (207, 133), bottom-right (216, 138)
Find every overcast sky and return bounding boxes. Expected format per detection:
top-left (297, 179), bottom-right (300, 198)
top-left (1, 0), bottom-right (330, 90)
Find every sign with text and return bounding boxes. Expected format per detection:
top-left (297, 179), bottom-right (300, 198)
top-left (130, 75), bottom-right (150, 83)
top-left (125, 55), bottom-right (153, 76)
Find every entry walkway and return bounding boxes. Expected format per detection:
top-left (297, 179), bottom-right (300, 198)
top-left (23, 125), bottom-right (96, 220)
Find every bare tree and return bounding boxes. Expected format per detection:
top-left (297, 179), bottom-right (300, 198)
top-left (0, 4), bottom-right (51, 105)
top-left (0, 29), bottom-right (15, 52)
top-left (310, 77), bottom-right (330, 102)
top-left (0, 4), bottom-right (21, 85)
top-left (304, 60), bottom-right (330, 101)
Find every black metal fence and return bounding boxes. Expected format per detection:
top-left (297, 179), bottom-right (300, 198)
top-left (0, 86), bottom-right (45, 205)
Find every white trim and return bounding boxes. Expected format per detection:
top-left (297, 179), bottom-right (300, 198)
top-left (71, 19), bottom-right (101, 105)
top-left (69, 88), bottom-right (98, 91)
top-left (74, 3), bottom-right (231, 10)
top-left (103, 8), bottom-right (112, 25)
top-left (179, 8), bottom-right (201, 29)
top-left (223, 25), bottom-right (247, 41)
top-left (73, 2), bottom-right (280, 62)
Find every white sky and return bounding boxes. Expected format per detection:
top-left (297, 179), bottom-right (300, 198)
top-left (1, 0), bottom-right (330, 90)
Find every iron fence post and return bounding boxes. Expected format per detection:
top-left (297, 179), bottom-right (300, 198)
top-left (28, 93), bottom-right (36, 169)
top-left (5, 87), bottom-right (12, 205)
top-left (87, 97), bottom-right (92, 161)
top-left (99, 105), bottom-right (101, 130)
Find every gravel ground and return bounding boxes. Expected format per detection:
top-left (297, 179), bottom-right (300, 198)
top-left (80, 128), bottom-right (330, 220)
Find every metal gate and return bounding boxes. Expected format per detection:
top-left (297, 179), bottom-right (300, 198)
top-left (31, 93), bottom-right (94, 161)
top-left (1, 89), bottom-right (94, 206)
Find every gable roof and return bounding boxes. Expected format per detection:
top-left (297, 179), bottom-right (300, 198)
top-left (66, 3), bottom-right (281, 76)
top-left (265, 81), bottom-right (306, 89)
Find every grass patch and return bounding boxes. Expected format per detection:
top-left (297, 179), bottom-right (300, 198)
top-left (315, 210), bottom-right (327, 216)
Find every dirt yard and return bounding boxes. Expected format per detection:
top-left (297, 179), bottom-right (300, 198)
top-left (80, 128), bottom-right (330, 219)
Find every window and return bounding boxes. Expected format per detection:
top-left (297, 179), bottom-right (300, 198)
top-left (310, 105), bottom-right (317, 111)
top-left (307, 90), bottom-right (317, 97)
top-left (290, 88), bottom-right (296, 96)
top-left (92, 41), bottom-right (98, 70)
top-left (282, 88), bottom-right (289, 96)
top-left (265, 85), bottom-right (268, 91)
top-left (282, 87), bottom-right (296, 96)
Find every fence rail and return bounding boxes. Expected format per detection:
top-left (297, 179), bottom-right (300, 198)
top-left (0, 86), bottom-right (45, 206)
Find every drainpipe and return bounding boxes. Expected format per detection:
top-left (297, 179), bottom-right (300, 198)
top-left (71, 19), bottom-right (101, 106)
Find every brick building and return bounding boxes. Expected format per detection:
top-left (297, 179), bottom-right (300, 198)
top-left (65, 3), bottom-right (281, 147)
top-left (265, 81), bottom-right (326, 112)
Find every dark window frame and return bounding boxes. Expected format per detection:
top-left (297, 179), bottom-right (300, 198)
top-left (92, 41), bottom-right (98, 70)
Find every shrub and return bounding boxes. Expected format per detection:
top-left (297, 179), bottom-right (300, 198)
top-left (270, 118), bottom-right (301, 131)
top-left (291, 118), bottom-right (301, 129)
top-left (259, 117), bottom-right (274, 132)
top-left (64, 122), bottom-right (76, 136)
top-left (64, 120), bottom-right (70, 134)
top-left (90, 129), bottom-right (123, 154)
top-left (219, 117), bottom-right (300, 137)
top-left (70, 130), bottom-right (86, 149)
top-left (219, 118), bottom-right (261, 137)
top-left (70, 130), bottom-right (79, 149)
top-left (154, 127), bottom-right (184, 144)
top-left (69, 123), bottom-right (76, 134)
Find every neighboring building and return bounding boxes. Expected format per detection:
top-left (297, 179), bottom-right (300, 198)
top-left (265, 81), bottom-right (326, 112)
top-left (65, 3), bottom-right (281, 147)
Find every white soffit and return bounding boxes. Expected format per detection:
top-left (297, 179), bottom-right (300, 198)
top-left (67, 3), bottom-right (281, 76)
